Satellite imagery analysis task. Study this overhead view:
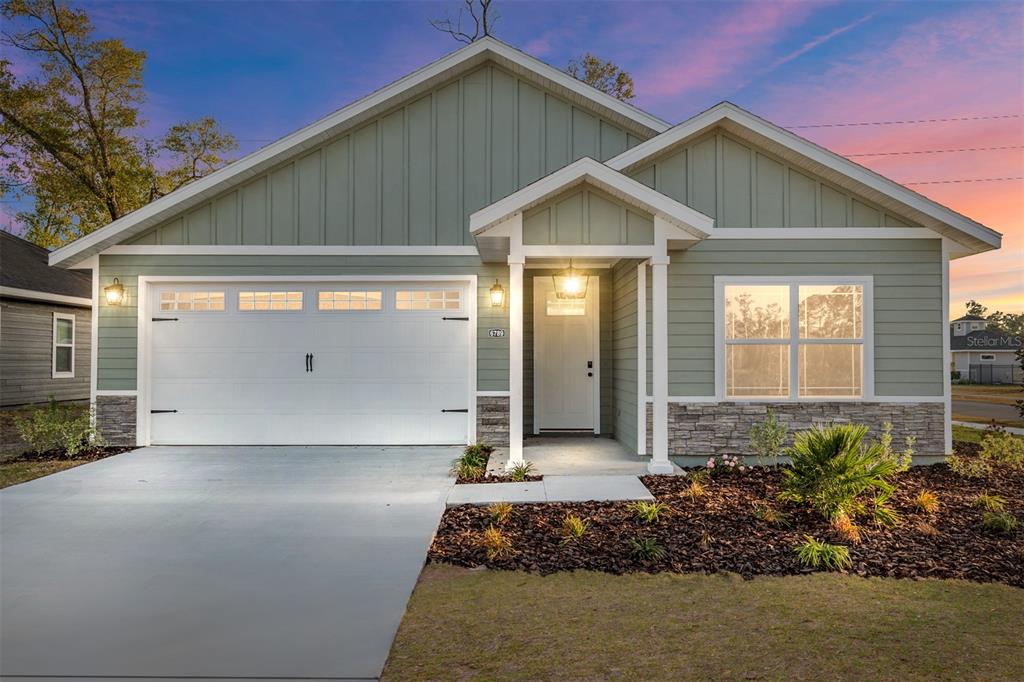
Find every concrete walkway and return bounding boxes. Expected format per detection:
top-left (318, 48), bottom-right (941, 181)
top-left (448, 474), bottom-right (654, 506)
top-left (0, 445), bottom-right (457, 681)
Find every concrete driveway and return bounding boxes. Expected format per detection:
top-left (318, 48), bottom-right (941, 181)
top-left (0, 445), bottom-right (456, 680)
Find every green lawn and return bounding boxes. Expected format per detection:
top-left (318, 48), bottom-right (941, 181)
top-left (384, 565), bottom-right (1024, 681)
top-left (953, 423), bottom-right (1024, 444)
top-left (0, 459), bottom-right (86, 489)
top-left (952, 384), bottom-right (1024, 406)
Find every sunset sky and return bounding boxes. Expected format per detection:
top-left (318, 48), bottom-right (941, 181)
top-left (2, 0), bottom-right (1021, 316)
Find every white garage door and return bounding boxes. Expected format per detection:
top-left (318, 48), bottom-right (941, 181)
top-left (147, 281), bottom-right (472, 445)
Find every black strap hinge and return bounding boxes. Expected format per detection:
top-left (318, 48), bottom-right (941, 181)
top-left (151, 317), bottom-right (179, 322)
top-left (442, 316), bottom-right (469, 321)
top-left (441, 408), bottom-right (469, 413)
top-left (150, 409), bottom-right (178, 414)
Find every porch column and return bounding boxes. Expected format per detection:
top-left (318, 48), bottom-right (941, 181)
top-left (648, 255), bottom-right (673, 474)
top-left (507, 254), bottom-right (525, 467)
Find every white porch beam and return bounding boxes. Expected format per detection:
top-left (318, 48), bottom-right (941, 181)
top-left (649, 254), bottom-right (672, 473)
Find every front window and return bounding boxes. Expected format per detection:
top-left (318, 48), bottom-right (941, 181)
top-left (52, 313), bottom-right (75, 378)
top-left (722, 280), bottom-right (868, 399)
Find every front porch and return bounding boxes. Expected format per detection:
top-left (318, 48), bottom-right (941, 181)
top-left (489, 436), bottom-right (683, 476)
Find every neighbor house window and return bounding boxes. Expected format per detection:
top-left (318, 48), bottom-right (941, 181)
top-left (720, 279), bottom-right (869, 399)
top-left (239, 291), bottom-right (303, 311)
top-left (395, 289), bottom-right (461, 311)
top-left (318, 290), bottom-right (382, 311)
top-left (159, 291), bottom-right (225, 312)
top-left (980, 354), bottom-right (996, 361)
top-left (52, 313), bottom-right (75, 378)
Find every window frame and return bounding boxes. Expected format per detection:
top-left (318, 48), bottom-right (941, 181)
top-left (714, 276), bottom-right (874, 401)
top-left (52, 312), bottom-right (76, 378)
top-left (394, 288), bottom-right (464, 313)
top-left (317, 289), bottom-right (384, 312)
top-left (158, 290), bottom-right (226, 312)
top-left (237, 290), bottom-right (304, 312)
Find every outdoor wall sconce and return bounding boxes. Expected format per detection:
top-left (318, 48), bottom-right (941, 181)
top-left (552, 260), bottom-right (588, 300)
top-left (489, 279), bottom-right (506, 307)
top-left (104, 277), bottom-right (125, 306)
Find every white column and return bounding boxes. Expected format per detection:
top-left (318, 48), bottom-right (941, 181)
top-left (507, 254), bottom-right (525, 467)
top-left (648, 255), bottom-right (673, 474)
top-left (941, 239), bottom-right (953, 455)
top-left (636, 262), bottom-right (647, 455)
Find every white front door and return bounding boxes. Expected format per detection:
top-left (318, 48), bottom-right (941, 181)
top-left (533, 276), bottom-right (598, 432)
top-left (146, 281), bottom-right (472, 445)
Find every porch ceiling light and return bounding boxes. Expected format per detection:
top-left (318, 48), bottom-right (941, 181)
top-left (104, 277), bottom-right (125, 306)
top-left (553, 260), bottom-right (588, 300)
top-left (489, 279), bottom-right (505, 307)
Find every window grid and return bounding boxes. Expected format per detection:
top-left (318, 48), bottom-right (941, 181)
top-left (159, 291), bottom-right (226, 312)
top-left (318, 290), bottom-right (382, 311)
top-left (239, 291), bottom-right (303, 311)
top-left (395, 289), bottom-right (461, 311)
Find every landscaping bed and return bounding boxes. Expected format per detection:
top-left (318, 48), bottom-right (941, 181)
top-left (431, 454), bottom-right (1023, 587)
top-left (456, 469), bottom-right (543, 484)
top-left (452, 442), bottom-right (542, 484)
top-left (0, 446), bottom-right (135, 489)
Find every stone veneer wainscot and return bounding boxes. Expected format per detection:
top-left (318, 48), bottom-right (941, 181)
top-left (95, 395), bottom-right (137, 446)
top-left (476, 396), bottom-right (510, 447)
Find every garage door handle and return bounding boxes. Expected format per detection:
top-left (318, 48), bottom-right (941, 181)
top-left (441, 408), bottom-right (469, 413)
top-left (305, 353), bottom-right (311, 372)
top-left (151, 409), bottom-right (177, 414)
top-left (309, 353), bottom-right (314, 373)
top-left (442, 317), bottom-right (469, 321)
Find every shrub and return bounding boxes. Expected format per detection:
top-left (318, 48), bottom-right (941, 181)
top-left (487, 502), bottom-right (512, 525)
top-left (781, 423), bottom-right (901, 522)
top-left (752, 502), bottom-right (790, 528)
top-left (981, 511), bottom-right (1018, 534)
top-left (629, 536), bottom-right (666, 561)
top-left (509, 461), bottom-right (534, 482)
top-left (479, 525), bottom-right (514, 560)
top-left (705, 454), bottom-right (746, 473)
top-left (560, 513), bottom-right (588, 543)
top-left (629, 500), bottom-right (668, 524)
top-left (748, 408), bottom-right (788, 467)
top-left (973, 493), bottom-right (1007, 512)
top-left (459, 442), bottom-right (493, 469)
top-left (947, 453), bottom-right (991, 479)
top-left (685, 479), bottom-right (706, 500)
top-left (794, 536), bottom-right (852, 571)
top-left (454, 460), bottom-right (485, 480)
top-left (913, 490), bottom-right (940, 514)
top-left (830, 513), bottom-right (862, 543)
top-left (979, 431), bottom-right (1024, 470)
top-left (14, 399), bottom-right (99, 458)
top-left (879, 422), bottom-right (915, 471)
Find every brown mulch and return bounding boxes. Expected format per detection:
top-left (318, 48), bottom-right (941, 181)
top-left (4, 446), bottom-right (135, 465)
top-left (430, 457), bottom-right (1024, 587)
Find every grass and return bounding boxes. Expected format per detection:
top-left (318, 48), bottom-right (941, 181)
top-left (953, 424), bottom-right (1024, 444)
top-left (384, 565), bottom-right (1024, 681)
top-left (0, 459), bottom-right (87, 489)
top-left (953, 414), bottom-right (1024, 429)
top-left (952, 384), bottom-right (1024, 406)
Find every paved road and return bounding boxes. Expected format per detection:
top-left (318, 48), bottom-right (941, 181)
top-left (0, 445), bottom-right (457, 680)
top-left (952, 399), bottom-right (1020, 422)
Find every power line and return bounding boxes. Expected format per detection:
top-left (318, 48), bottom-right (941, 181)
top-left (787, 113), bottom-right (1024, 129)
top-left (845, 145), bottom-right (1024, 157)
top-left (904, 176), bottom-right (1023, 185)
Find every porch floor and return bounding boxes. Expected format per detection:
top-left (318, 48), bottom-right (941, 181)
top-left (490, 436), bottom-right (682, 476)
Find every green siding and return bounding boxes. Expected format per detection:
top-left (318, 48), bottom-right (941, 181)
top-left (96, 255), bottom-right (510, 392)
top-left (129, 64), bottom-right (646, 248)
top-left (522, 186), bottom-right (654, 245)
top-left (665, 239), bottom-right (944, 397)
top-left (612, 260), bottom-right (639, 453)
top-left (631, 129), bottom-right (919, 228)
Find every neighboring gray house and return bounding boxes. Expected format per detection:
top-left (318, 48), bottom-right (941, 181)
top-left (1, 231), bottom-right (92, 407)
top-left (950, 315), bottom-right (1022, 383)
top-left (46, 38), bottom-right (1001, 467)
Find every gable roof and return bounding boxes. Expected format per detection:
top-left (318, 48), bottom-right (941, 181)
top-left (49, 37), bottom-right (670, 269)
top-left (952, 314), bottom-right (986, 322)
top-left (607, 102), bottom-right (1002, 255)
top-left (1, 231), bottom-right (91, 301)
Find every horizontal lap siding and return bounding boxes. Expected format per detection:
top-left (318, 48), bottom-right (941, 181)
top-left (667, 239), bottom-right (944, 397)
top-left (612, 260), bottom-right (638, 453)
top-left (97, 255), bottom-right (509, 392)
top-left (1, 299), bottom-right (91, 406)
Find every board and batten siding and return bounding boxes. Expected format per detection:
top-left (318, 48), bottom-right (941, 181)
top-left (1, 299), bottom-right (91, 406)
top-left (128, 65), bottom-right (644, 249)
top-left (523, 186), bottom-right (654, 245)
top-left (611, 260), bottom-right (639, 453)
top-left (629, 129), bottom-right (919, 228)
top-left (665, 238), bottom-right (944, 397)
top-left (96, 255), bottom-right (509, 393)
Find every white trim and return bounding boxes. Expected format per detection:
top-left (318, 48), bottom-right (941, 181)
top-left (51, 312), bottom-right (76, 378)
top-left (521, 245), bottom-right (663, 259)
top-left (88, 256), bottom-right (99, 425)
top-left (508, 254), bottom-right (525, 466)
top-left (135, 274), bottom-right (478, 448)
top-left (470, 157), bottom-right (715, 238)
top-left (714, 275), bottom-right (875, 402)
top-left (476, 390), bottom-right (510, 397)
top-left (96, 390), bottom-right (138, 396)
top-left (941, 239), bottom-right (953, 454)
top-left (707, 228), bottom-right (940, 240)
top-left (607, 102), bottom-right (1000, 254)
top-left (649, 257), bottom-right (671, 473)
top-left (0, 285), bottom-right (91, 308)
top-left (592, 276), bottom-right (602, 435)
top-left (50, 37), bottom-right (667, 269)
top-left (665, 395), bottom-right (945, 404)
top-left (636, 262), bottom-right (647, 455)
top-left (101, 245), bottom-right (481, 257)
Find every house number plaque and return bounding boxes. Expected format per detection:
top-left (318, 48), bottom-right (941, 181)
top-left (488, 328), bottom-right (506, 338)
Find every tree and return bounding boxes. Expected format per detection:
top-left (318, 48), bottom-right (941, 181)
top-left (965, 300), bottom-right (987, 317)
top-left (0, 0), bottom-right (236, 247)
top-left (154, 117), bottom-right (238, 199)
top-left (566, 53), bottom-right (635, 102)
top-left (963, 301), bottom-right (1024, 337)
top-left (430, 0), bottom-right (497, 44)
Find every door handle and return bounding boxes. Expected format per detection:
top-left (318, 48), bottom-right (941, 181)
top-left (305, 353), bottom-right (311, 372)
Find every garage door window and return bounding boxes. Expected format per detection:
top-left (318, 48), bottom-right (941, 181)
top-left (395, 289), bottom-right (461, 311)
top-left (239, 291), bottom-right (303, 311)
top-left (319, 290), bottom-right (382, 311)
top-left (160, 291), bottom-right (225, 311)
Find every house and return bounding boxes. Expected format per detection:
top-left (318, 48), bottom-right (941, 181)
top-left (950, 315), bottom-right (1021, 384)
top-left (46, 38), bottom-right (1001, 469)
top-left (1, 231), bottom-right (92, 407)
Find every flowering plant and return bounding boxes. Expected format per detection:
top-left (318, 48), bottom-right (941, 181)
top-left (706, 453), bottom-right (747, 473)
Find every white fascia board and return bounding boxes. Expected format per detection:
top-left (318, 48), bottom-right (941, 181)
top-left (49, 38), bottom-right (669, 270)
top-left (607, 102), bottom-right (1001, 253)
top-left (0, 286), bottom-right (92, 307)
top-left (470, 157), bottom-right (715, 238)
top-left (101, 245), bottom-right (480, 256)
top-left (707, 227), bottom-right (940, 240)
